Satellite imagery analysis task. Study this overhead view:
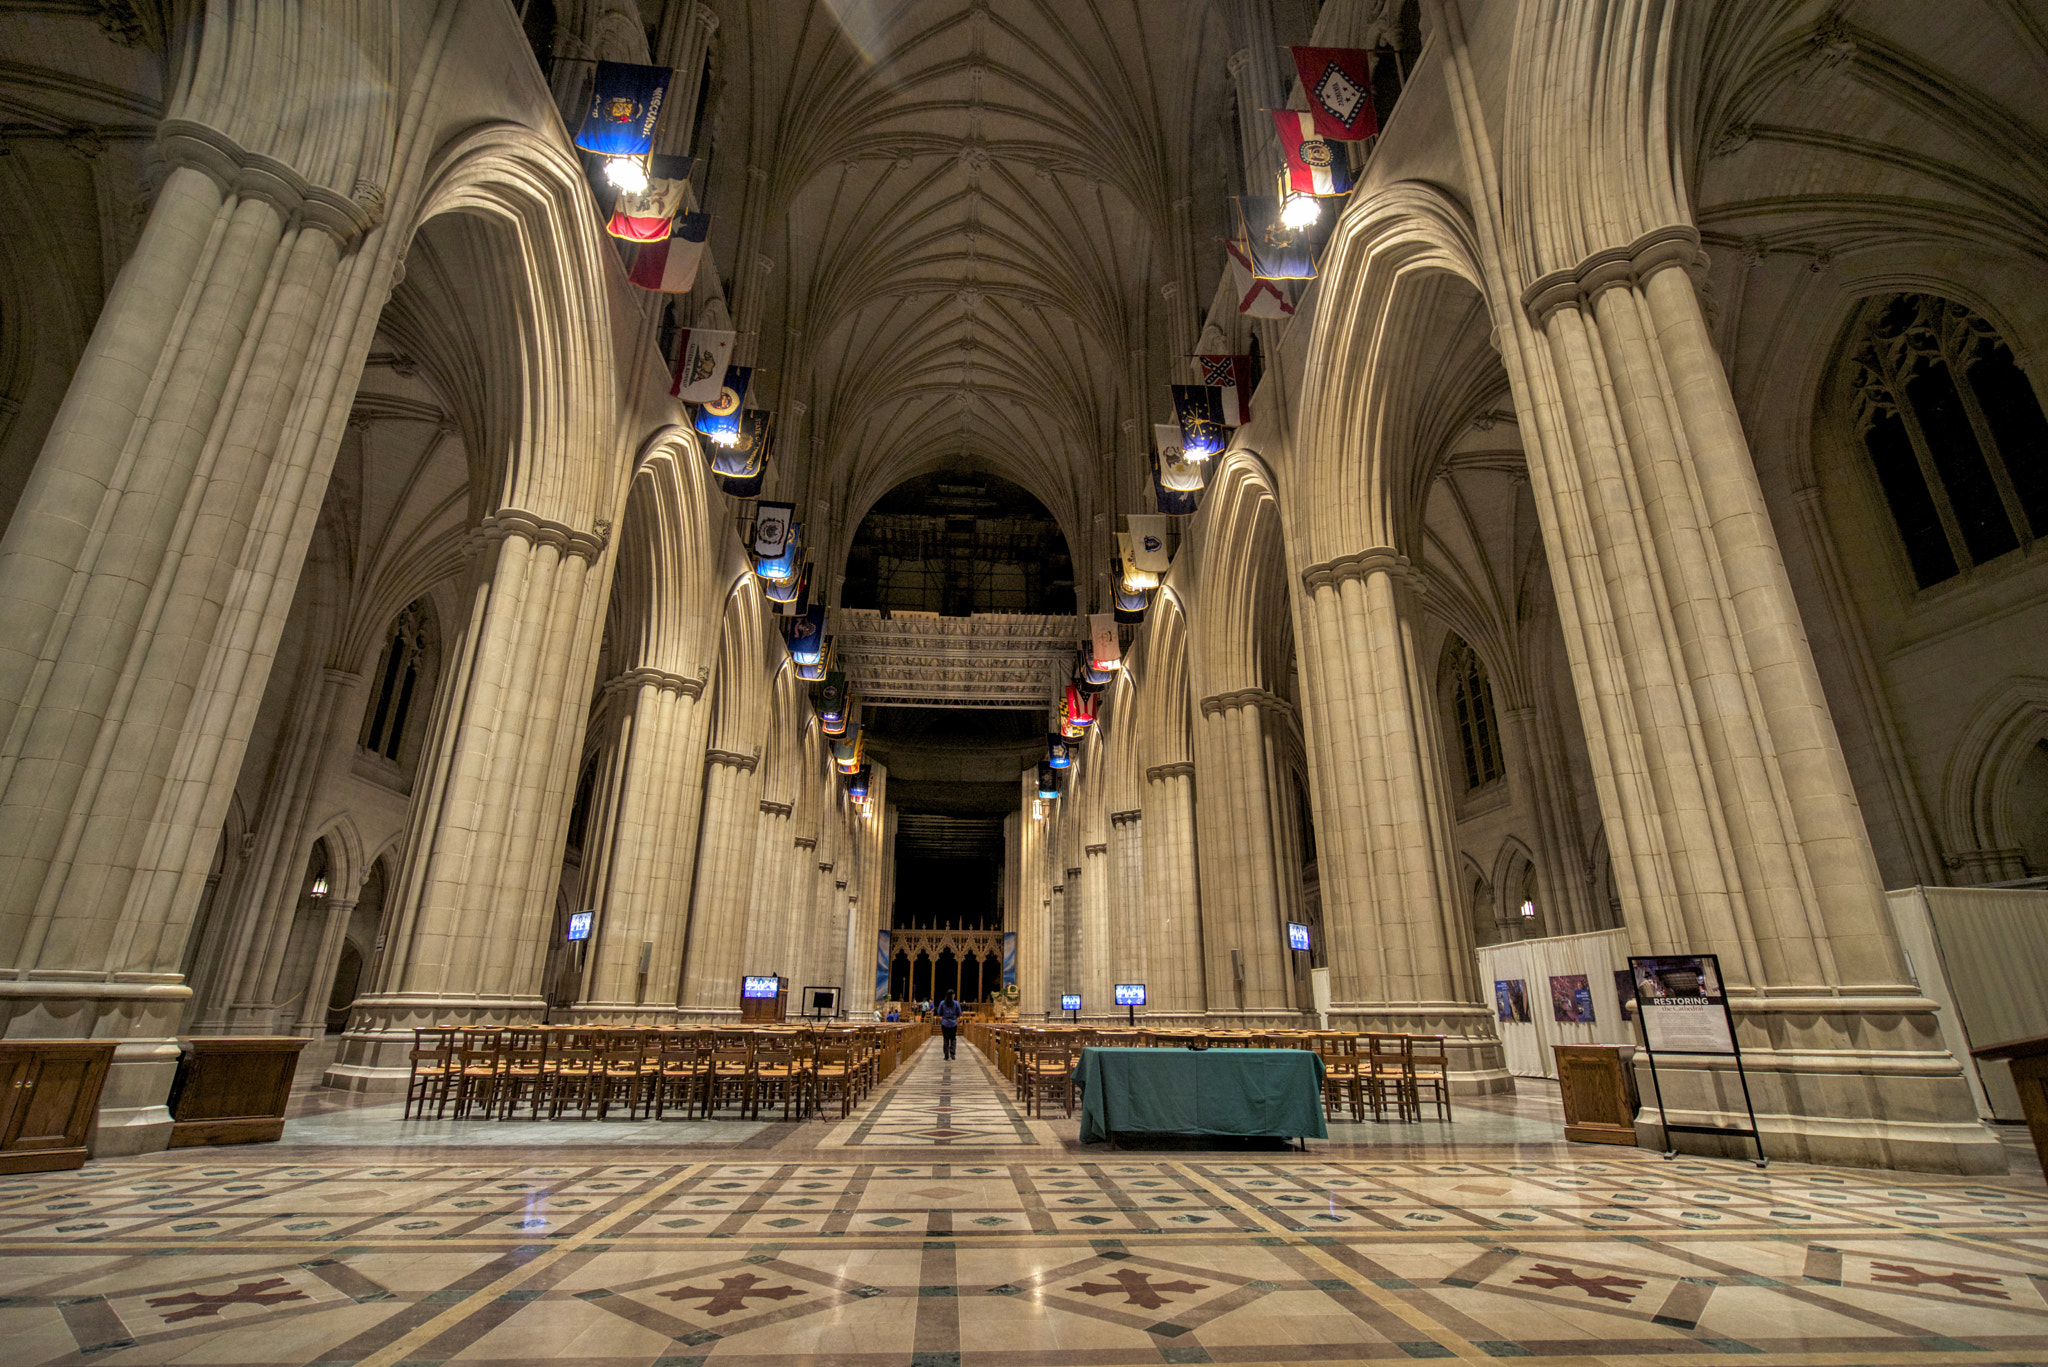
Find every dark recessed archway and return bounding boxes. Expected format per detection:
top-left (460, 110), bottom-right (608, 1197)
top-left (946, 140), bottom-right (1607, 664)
top-left (842, 470), bottom-right (1074, 617)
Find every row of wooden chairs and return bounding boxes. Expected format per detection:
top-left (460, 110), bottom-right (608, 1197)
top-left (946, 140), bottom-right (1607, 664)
top-left (401, 1026), bottom-right (898, 1122)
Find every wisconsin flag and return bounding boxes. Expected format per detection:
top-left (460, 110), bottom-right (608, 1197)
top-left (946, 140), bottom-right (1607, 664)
top-left (1225, 239), bottom-right (1294, 318)
top-left (669, 326), bottom-right (736, 402)
top-left (1272, 111), bottom-right (1353, 197)
top-left (1289, 46), bottom-right (1378, 141)
top-left (1197, 355), bottom-right (1253, 425)
top-left (576, 61), bottom-right (672, 157)
top-left (629, 211), bottom-right (710, 293)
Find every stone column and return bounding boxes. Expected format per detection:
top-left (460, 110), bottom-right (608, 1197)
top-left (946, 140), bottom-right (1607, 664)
top-left (1109, 810), bottom-right (1146, 1012)
top-left (1079, 842), bottom-right (1112, 1021)
top-left (677, 747), bottom-right (760, 1020)
top-left (1014, 768), bottom-right (1051, 1020)
top-left (569, 670), bottom-right (710, 1025)
top-left (1499, 703), bottom-right (1597, 935)
top-left (741, 798), bottom-right (795, 981)
top-left (651, 2), bottom-right (719, 160)
top-left (1193, 692), bottom-right (1296, 1023)
top-left (1297, 550), bottom-right (1506, 1090)
top-left (290, 897), bottom-right (358, 1037)
top-left (1515, 227), bottom-right (2000, 1170)
top-left (1141, 762), bottom-right (1203, 1020)
top-left (330, 513), bottom-right (610, 1087)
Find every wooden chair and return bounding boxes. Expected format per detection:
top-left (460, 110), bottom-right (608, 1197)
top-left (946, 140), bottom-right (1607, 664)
top-left (1020, 1045), bottom-right (1075, 1117)
top-left (451, 1029), bottom-right (503, 1119)
top-left (703, 1039), bottom-right (756, 1118)
top-left (547, 1035), bottom-right (604, 1118)
top-left (1364, 1033), bottom-right (1413, 1122)
top-left (1314, 1034), bottom-right (1363, 1122)
top-left (652, 1030), bottom-right (710, 1119)
top-left (496, 1028), bottom-right (552, 1119)
top-left (596, 1033), bottom-right (651, 1119)
top-left (403, 1028), bottom-right (458, 1120)
top-left (812, 1045), bottom-right (858, 1118)
top-left (753, 1043), bottom-right (807, 1120)
top-left (1406, 1034), bottom-right (1452, 1122)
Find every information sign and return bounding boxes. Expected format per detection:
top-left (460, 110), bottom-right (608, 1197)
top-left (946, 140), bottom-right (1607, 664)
top-left (1626, 953), bottom-right (1765, 1167)
top-left (1061, 994), bottom-right (1081, 1012)
top-left (1286, 921), bottom-right (1311, 952)
top-left (566, 911), bottom-right (594, 942)
top-left (1114, 983), bottom-right (1146, 1007)
top-left (741, 975), bottom-right (781, 999)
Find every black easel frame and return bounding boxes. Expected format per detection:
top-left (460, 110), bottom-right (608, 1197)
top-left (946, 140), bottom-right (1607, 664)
top-left (1630, 953), bottom-right (1768, 1169)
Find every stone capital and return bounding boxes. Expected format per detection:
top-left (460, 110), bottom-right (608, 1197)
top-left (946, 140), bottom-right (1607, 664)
top-left (605, 666), bottom-right (706, 699)
top-left (1199, 687), bottom-right (1297, 723)
top-left (1520, 224), bottom-right (1706, 328)
top-left (691, 1), bottom-right (719, 33)
top-left (793, 835), bottom-right (817, 849)
top-left (153, 118), bottom-right (381, 248)
top-left (705, 748), bottom-right (759, 773)
top-left (471, 508), bottom-right (610, 562)
top-left (1300, 546), bottom-right (1411, 594)
top-left (759, 799), bottom-right (793, 817)
top-left (1109, 809), bottom-right (1142, 827)
top-left (1084, 843), bottom-right (1107, 856)
top-left (1145, 760), bottom-right (1194, 782)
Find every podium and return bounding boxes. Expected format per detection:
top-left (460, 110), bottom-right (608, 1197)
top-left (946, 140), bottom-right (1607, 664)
top-left (1972, 1034), bottom-right (2048, 1184)
top-left (739, 975), bottom-right (788, 1023)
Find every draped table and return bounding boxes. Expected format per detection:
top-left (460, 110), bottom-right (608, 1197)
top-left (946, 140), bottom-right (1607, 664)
top-left (1071, 1047), bottom-right (1327, 1145)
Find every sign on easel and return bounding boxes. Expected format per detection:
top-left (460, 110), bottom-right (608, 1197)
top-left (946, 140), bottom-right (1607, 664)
top-left (1628, 954), bottom-right (1767, 1168)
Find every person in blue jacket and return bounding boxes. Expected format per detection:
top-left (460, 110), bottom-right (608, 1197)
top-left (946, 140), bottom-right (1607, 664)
top-left (937, 993), bottom-right (962, 1059)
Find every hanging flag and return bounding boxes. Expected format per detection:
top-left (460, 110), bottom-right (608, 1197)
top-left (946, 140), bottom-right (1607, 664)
top-left (847, 764), bottom-right (872, 800)
top-left (1173, 384), bottom-right (1228, 458)
top-left (1047, 734), bottom-right (1072, 769)
top-left (1196, 355), bottom-right (1254, 426)
top-left (576, 61), bottom-right (673, 157)
top-left (1272, 110), bottom-right (1355, 197)
top-left (1037, 762), bottom-right (1060, 800)
top-left (1150, 442), bottom-right (1202, 517)
top-left (1154, 424), bottom-right (1207, 491)
top-left (1289, 46), bottom-right (1379, 141)
top-left (754, 501), bottom-right (796, 559)
top-left (628, 210), bottom-right (710, 292)
top-left (1089, 612), bottom-right (1122, 671)
top-left (1225, 238), bottom-right (1295, 318)
top-left (1238, 197), bottom-right (1318, 280)
top-left (789, 604), bottom-right (827, 666)
top-left (1114, 583), bottom-right (1149, 625)
top-left (696, 365), bottom-right (751, 444)
top-left (1128, 514), bottom-right (1172, 573)
top-left (1116, 535), bottom-right (1159, 592)
top-left (607, 173), bottom-right (690, 241)
top-left (1067, 682), bottom-right (1099, 723)
top-left (669, 325), bottom-right (736, 401)
top-left (815, 671), bottom-right (848, 725)
top-left (833, 727), bottom-right (864, 774)
top-left (765, 563), bottom-right (809, 606)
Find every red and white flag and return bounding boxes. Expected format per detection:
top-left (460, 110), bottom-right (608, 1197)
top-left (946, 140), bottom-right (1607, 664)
top-left (669, 326), bottom-right (736, 402)
top-left (1197, 354), bottom-right (1253, 426)
top-left (1289, 46), bottom-right (1378, 141)
top-left (1272, 111), bottom-right (1354, 197)
top-left (628, 211), bottom-right (709, 293)
top-left (606, 176), bottom-right (689, 242)
top-left (1224, 239), bottom-right (1294, 319)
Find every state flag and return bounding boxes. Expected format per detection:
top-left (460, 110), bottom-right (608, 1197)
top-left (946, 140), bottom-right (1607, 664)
top-left (695, 364), bottom-right (751, 444)
top-left (1289, 46), bottom-right (1378, 141)
top-left (576, 61), bottom-right (672, 157)
top-left (1128, 514), bottom-right (1171, 572)
top-left (628, 211), bottom-right (710, 292)
top-left (607, 171), bottom-right (690, 241)
top-left (1154, 424), bottom-right (1207, 492)
top-left (1272, 110), bottom-right (1354, 197)
top-left (753, 501), bottom-right (796, 559)
top-left (669, 326), bottom-right (735, 402)
top-left (1238, 197), bottom-right (1317, 280)
top-left (1089, 612), bottom-right (1121, 671)
top-left (1196, 354), bottom-right (1253, 425)
top-left (1116, 534), bottom-right (1158, 591)
top-left (1225, 238), bottom-right (1294, 318)
top-left (1173, 383), bottom-right (1228, 458)
top-left (1114, 582), bottom-right (1149, 625)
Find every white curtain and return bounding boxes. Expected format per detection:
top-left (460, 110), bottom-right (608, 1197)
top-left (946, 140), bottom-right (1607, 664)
top-left (1474, 928), bottom-right (1634, 1079)
top-left (1886, 886), bottom-right (2048, 1121)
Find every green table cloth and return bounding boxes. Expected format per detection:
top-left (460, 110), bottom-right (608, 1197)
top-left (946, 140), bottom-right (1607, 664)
top-left (1072, 1047), bottom-right (1327, 1144)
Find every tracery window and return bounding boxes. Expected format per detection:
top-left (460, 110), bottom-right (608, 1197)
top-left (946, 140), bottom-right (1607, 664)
top-left (360, 602), bottom-right (430, 762)
top-left (1445, 636), bottom-right (1504, 792)
top-left (1846, 294), bottom-right (2048, 588)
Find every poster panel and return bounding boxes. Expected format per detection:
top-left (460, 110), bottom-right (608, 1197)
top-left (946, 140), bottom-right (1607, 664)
top-left (1494, 979), bottom-right (1530, 1024)
top-left (1630, 954), bottom-right (1736, 1053)
top-left (875, 929), bottom-right (892, 1006)
top-left (1550, 974), bottom-right (1595, 1023)
top-left (1002, 931), bottom-right (1017, 987)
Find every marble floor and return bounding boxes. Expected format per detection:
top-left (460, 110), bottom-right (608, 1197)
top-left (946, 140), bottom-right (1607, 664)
top-left (3, 1037), bottom-right (2045, 1366)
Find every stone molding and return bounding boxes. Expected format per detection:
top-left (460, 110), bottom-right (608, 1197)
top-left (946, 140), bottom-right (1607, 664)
top-left (705, 748), bottom-right (759, 772)
top-left (1520, 224), bottom-right (1706, 327)
top-left (1300, 547), bottom-right (1412, 594)
top-left (1109, 809), bottom-right (1142, 826)
top-left (604, 666), bottom-right (705, 699)
top-left (1084, 843), bottom-right (1107, 856)
top-left (322, 667), bottom-right (365, 688)
top-left (470, 509), bottom-right (610, 563)
top-left (759, 799), bottom-right (793, 817)
top-left (691, 1), bottom-right (719, 32)
top-left (1199, 688), bottom-right (1297, 723)
top-left (154, 119), bottom-right (381, 247)
top-left (1145, 761), bottom-right (1194, 782)
top-left (793, 836), bottom-right (817, 849)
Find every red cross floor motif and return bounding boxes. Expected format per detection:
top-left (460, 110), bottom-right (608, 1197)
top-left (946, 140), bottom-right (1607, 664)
top-left (145, 1277), bottom-right (308, 1323)
top-left (658, 1272), bottom-right (807, 1316)
top-left (1513, 1264), bottom-right (1647, 1304)
top-left (1067, 1267), bottom-right (1210, 1310)
top-left (1870, 1262), bottom-right (2010, 1298)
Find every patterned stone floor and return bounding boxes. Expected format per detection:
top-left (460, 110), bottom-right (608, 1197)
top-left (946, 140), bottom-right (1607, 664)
top-left (3, 1038), bottom-right (2045, 1365)
top-left (815, 1034), bottom-right (1060, 1148)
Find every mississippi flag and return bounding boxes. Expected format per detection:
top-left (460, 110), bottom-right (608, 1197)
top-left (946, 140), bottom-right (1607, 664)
top-left (1225, 239), bottom-right (1293, 318)
top-left (1197, 355), bottom-right (1252, 426)
top-left (1272, 111), bottom-right (1353, 197)
top-left (1289, 47), bottom-right (1378, 141)
top-left (628, 211), bottom-right (709, 293)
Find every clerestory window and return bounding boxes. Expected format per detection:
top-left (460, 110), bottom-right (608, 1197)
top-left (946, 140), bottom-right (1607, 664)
top-left (361, 602), bottom-right (430, 762)
top-left (1445, 636), bottom-right (1504, 792)
top-left (1846, 294), bottom-right (2048, 589)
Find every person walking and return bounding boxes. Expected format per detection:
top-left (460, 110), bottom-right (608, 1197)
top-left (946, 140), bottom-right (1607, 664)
top-left (937, 992), bottom-right (962, 1060)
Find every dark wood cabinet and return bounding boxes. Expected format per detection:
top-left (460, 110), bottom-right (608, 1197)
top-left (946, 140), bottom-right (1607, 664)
top-left (1972, 1034), bottom-right (2048, 1187)
top-left (1555, 1043), bottom-right (1641, 1146)
top-left (167, 1037), bottom-right (307, 1147)
top-left (0, 1041), bottom-right (117, 1173)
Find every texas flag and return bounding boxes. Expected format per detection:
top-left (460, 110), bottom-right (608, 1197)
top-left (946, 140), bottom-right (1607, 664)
top-left (1197, 354), bottom-right (1253, 426)
top-left (627, 211), bottom-right (709, 293)
top-left (1272, 111), bottom-right (1354, 197)
top-left (1289, 47), bottom-right (1378, 141)
top-left (1224, 239), bottom-right (1294, 318)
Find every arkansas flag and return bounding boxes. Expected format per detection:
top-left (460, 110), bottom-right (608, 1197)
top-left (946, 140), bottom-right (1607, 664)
top-left (1225, 239), bottom-right (1294, 318)
top-left (669, 326), bottom-right (735, 402)
top-left (628, 211), bottom-right (709, 293)
top-left (1196, 354), bottom-right (1252, 426)
top-left (1289, 47), bottom-right (1378, 141)
top-left (1272, 111), bottom-right (1354, 197)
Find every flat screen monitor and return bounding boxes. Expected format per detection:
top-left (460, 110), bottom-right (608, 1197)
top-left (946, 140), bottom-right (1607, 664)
top-left (741, 975), bottom-right (781, 999)
top-left (806, 987), bottom-right (836, 1012)
top-left (1286, 921), bottom-right (1311, 952)
top-left (1113, 983), bottom-right (1146, 1007)
top-left (565, 911), bottom-right (594, 942)
top-left (1060, 994), bottom-right (1081, 1012)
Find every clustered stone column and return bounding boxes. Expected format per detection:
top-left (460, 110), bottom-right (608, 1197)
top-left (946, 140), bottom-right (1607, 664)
top-left (678, 748), bottom-right (761, 1020)
top-left (1109, 810), bottom-right (1146, 1011)
top-left (1511, 227), bottom-right (1999, 1169)
top-left (1294, 549), bottom-right (1506, 1089)
top-left (1192, 690), bottom-right (1299, 1023)
top-left (1140, 762), bottom-right (1203, 1019)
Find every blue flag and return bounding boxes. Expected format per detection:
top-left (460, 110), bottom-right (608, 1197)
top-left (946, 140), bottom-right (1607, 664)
top-left (789, 605), bottom-right (827, 666)
top-left (1238, 196), bottom-right (1318, 280)
top-left (577, 61), bottom-right (672, 158)
top-left (696, 365), bottom-right (752, 446)
top-left (1172, 384), bottom-right (1227, 458)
